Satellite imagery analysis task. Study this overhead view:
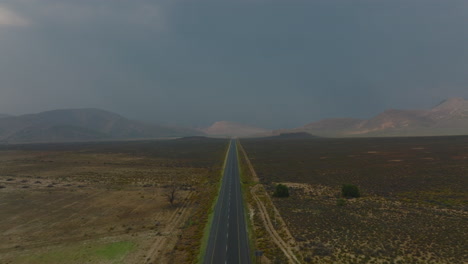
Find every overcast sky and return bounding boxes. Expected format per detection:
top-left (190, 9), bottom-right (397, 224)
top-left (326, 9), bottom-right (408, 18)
top-left (1, 0), bottom-right (467, 129)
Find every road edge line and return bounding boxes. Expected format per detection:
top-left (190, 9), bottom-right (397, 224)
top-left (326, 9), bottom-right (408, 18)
top-left (236, 139), bottom-right (256, 262)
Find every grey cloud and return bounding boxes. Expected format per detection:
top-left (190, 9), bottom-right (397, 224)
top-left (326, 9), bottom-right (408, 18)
top-left (0, 0), bottom-right (467, 128)
top-left (0, 5), bottom-right (29, 26)
top-left (4, 0), bottom-right (167, 30)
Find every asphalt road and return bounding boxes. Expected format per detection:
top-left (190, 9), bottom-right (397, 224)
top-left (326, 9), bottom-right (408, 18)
top-left (204, 139), bottom-right (251, 264)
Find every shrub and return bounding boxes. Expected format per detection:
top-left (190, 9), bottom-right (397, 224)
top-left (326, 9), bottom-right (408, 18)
top-left (273, 184), bottom-right (289, 197)
top-left (342, 184), bottom-right (360, 198)
top-left (336, 198), bottom-right (346, 206)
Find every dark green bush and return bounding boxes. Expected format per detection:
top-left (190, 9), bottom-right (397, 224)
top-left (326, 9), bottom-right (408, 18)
top-left (273, 184), bottom-right (289, 197)
top-left (342, 184), bottom-right (360, 198)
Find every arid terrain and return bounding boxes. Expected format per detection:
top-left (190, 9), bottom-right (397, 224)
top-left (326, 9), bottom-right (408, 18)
top-left (241, 136), bottom-right (468, 263)
top-left (0, 138), bottom-right (227, 264)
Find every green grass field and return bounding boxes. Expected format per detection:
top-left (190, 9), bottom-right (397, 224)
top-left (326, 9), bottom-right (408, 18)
top-left (17, 241), bottom-right (135, 264)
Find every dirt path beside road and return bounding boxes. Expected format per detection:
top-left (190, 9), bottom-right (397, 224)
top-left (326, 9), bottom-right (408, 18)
top-left (238, 142), bottom-right (301, 264)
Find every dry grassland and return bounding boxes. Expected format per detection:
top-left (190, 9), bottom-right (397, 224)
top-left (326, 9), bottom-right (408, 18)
top-left (0, 138), bottom-right (227, 264)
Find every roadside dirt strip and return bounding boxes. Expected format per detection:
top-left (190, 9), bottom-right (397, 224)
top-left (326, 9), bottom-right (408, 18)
top-left (238, 143), bottom-right (301, 264)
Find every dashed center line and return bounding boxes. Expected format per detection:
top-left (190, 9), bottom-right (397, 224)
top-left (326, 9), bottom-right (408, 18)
top-left (204, 140), bottom-right (250, 264)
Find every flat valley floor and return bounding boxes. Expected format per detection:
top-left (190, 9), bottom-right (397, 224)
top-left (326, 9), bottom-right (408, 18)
top-left (0, 138), bottom-right (227, 264)
top-left (241, 136), bottom-right (468, 264)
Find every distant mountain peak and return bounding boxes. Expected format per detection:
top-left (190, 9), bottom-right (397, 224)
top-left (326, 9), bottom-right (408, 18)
top-left (432, 97), bottom-right (467, 110)
top-left (428, 97), bottom-right (468, 122)
top-left (203, 121), bottom-right (267, 137)
top-left (437, 97), bottom-right (465, 104)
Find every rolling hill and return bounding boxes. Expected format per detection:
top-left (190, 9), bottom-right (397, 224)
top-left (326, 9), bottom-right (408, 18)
top-left (0, 109), bottom-right (201, 143)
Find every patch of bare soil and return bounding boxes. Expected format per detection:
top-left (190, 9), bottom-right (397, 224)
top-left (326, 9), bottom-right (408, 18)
top-left (143, 191), bottom-right (195, 264)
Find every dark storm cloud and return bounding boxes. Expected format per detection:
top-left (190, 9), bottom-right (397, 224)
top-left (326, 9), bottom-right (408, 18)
top-left (1, 0), bottom-right (467, 128)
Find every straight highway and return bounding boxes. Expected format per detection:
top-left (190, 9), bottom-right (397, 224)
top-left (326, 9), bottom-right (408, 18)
top-left (204, 139), bottom-right (251, 264)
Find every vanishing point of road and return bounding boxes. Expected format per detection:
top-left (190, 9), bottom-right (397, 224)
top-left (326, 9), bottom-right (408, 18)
top-left (204, 139), bottom-right (251, 264)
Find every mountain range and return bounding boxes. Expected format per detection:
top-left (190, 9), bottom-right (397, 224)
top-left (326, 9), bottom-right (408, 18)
top-left (1, 97), bottom-right (467, 143)
top-left (0, 109), bottom-right (201, 143)
top-left (276, 97), bottom-right (468, 137)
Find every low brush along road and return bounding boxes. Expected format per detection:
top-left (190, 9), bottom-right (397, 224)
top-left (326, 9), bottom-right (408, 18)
top-left (204, 139), bottom-right (251, 264)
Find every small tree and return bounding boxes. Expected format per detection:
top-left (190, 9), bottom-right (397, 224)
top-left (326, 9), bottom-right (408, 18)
top-left (165, 184), bottom-right (179, 206)
top-left (273, 184), bottom-right (289, 197)
top-left (341, 184), bottom-right (360, 198)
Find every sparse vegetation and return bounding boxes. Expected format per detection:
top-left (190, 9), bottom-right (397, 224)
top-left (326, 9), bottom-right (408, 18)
top-left (0, 138), bottom-right (227, 264)
top-left (242, 136), bottom-right (468, 263)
